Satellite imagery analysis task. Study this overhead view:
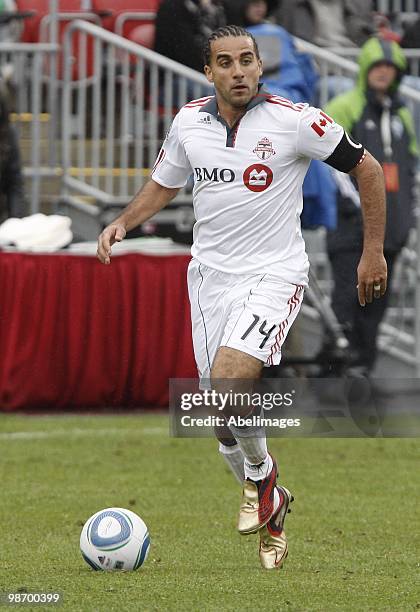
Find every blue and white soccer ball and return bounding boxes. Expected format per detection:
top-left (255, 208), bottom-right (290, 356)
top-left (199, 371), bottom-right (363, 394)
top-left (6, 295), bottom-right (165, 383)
top-left (80, 507), bottom-right (150, 571)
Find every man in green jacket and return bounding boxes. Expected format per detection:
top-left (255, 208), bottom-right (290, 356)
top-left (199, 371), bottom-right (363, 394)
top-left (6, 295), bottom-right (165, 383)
top-left (325, 37), bottom-right (418, 375)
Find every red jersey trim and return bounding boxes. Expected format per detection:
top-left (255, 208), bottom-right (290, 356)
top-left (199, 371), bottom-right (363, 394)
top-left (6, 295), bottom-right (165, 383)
top-left (184, 96), bottom-right (214, 108)
top-left (266, 96), bottom-right (304, 112)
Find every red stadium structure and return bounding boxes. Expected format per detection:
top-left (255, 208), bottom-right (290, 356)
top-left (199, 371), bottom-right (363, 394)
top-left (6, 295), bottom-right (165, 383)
top-left (92, 0), bottom-right (159, 43)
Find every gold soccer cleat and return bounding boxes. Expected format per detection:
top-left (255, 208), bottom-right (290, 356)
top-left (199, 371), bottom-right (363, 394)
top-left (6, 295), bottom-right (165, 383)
top-left (259, 485), bottom-right (294, 570)
top-left (259, 525), bottom-right (288, 570)
top-left (237, 456), bottom-right (278, 535)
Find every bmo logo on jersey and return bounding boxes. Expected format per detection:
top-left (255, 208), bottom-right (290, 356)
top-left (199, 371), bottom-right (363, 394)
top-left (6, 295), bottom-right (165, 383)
top-left (243, 164), bottom-right (273, 192)
top-left (194, 167), bottom-right (235, 183)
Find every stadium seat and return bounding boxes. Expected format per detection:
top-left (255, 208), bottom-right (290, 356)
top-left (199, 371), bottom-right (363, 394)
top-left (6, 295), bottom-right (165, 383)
top-left (92, 0), bottom-right (160, 40)
top-left (16, 0), bottom-right (43, 42)
top-left (16, 0), bottom-right (103, 79)
top-left (16, 0), bottom-right (95, 42)
top-left (128, 23), bottom-right (155, 49)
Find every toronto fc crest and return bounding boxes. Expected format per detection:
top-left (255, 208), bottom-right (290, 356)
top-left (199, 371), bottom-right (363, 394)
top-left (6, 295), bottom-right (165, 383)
top-left (253, 137), bottom-right (276, 160)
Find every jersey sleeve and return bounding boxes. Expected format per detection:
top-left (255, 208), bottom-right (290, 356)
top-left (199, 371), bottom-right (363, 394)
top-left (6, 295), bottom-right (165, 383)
top-left (296, 105), bottom-right (344, 161)
top-left (151, 112), bottom-right (192, 188)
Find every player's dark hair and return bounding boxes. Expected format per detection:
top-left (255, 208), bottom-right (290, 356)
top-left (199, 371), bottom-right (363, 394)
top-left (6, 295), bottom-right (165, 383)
top-left (203, 25), bottom-right (260, 67)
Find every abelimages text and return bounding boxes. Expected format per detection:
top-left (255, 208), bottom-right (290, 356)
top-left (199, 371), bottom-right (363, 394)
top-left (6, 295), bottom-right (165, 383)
top-left (180, 415), bottom-right (301, 429)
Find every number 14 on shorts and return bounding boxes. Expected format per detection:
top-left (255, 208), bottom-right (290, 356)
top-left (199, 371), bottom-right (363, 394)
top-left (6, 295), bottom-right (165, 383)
top-left (241, 314), bottom-right (276, 349)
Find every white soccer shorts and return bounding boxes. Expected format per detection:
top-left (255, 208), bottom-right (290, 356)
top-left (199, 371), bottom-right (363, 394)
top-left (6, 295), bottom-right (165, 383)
top-left (187, 258), bottom-right (305, 381)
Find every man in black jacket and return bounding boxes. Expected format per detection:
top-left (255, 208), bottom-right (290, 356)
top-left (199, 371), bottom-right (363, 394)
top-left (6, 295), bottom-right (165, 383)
top-left (154, 0), bottom-right (226, 73)
top-left (325, 37), bottom-right (418, 375)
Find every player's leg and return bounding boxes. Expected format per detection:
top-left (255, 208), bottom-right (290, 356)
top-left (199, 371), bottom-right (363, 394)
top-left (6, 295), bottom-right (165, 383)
top-left (211, 346), bottom-right (270, 486)
top-left (186, 259), bottom-right (245, 483)
top-left (211, 346), bottom-right (288, 526)
top-left (188, 264), bottom-right (299, 568)
top-left (211, 346), bottom-right (293, 569)
top-left (187, 259), bottom-right (224, 381)
top-left (214, 418), bottom-right (245, 484)
top-left (212, 276), bottom-right (304, 568)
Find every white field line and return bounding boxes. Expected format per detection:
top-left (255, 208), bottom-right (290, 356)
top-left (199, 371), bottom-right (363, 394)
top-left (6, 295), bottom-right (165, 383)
top-left (0, 426), bottom-right (167, 441)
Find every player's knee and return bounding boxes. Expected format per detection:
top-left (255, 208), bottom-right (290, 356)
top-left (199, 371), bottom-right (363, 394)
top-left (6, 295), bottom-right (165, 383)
top-left (211, 346), bottom-right (262, 380)
top-left (214, 423), bottom-right (237, 446)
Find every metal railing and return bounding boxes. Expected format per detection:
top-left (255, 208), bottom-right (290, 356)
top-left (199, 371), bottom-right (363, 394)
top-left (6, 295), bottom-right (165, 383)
top-left (61, 20), bottom-right (210, 214)
top-left (0, 41), bottom-right (60, 212)
top-left (39, 11), bottom-right (102, 43)
top-left (328, 47), bottom-right (420, 78)
top-left (374, 0), bottom-right (420, 13)
top-left (295, 38), bottom-right (420, 115)
top-left (114, 11), bottom-right (156, 38)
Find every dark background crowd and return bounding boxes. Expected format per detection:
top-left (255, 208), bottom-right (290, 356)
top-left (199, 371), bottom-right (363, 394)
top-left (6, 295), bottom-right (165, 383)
top-left (154, 0), bottom-right (420, 72)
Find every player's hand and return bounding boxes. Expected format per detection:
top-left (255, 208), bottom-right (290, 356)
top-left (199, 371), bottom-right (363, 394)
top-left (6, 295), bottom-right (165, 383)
top-left (97, 223), bottom-right (127, 265)
top-left (357, 249), bottom-right (387, 306)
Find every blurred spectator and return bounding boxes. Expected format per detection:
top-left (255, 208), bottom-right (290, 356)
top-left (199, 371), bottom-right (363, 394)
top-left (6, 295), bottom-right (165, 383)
top-left (323, 38), bottom-right (418, 376)
top-left (274, 0), bottom-right (374, 47)
top-left (373, 13), bottom-right (401, 43)
top-left (154, 0), bottom-right (226, 73)
top-left (400, 16), bottom-right (420, 48)
top-left (0, 84), bottom-right (25, 221)
top-left (0, 0), bottom-right (22, 44)
top-left (248, 21), bottom-right (318, 102)
top-left (400, 17), bottom-right (420, 145)
top-left (271, 0), bottom-right (313, 41)
top-left (223, 0), bottom-right (278, 27)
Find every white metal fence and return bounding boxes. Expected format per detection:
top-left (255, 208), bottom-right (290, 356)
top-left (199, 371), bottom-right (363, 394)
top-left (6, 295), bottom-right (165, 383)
top-left (374, 0), bottom-right (420, 23)
top-left (375, 0), bottom-right (419, 8)
top-left (0, 41), bottom-right (60, 211)
top-left (295, 38), bottom-right (420, 113)
top-left (59, 19), bottom-right (210, 236)
top-left (328, 47), bottom-right (420, 78)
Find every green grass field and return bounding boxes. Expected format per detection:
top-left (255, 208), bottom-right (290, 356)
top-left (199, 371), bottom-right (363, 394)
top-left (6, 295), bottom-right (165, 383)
top-left (0, 413), bottom-right (418, 612)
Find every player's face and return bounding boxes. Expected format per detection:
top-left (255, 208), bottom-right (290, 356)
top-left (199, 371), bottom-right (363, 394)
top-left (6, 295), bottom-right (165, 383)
top-left (204, 36), bottom-right (263, 109)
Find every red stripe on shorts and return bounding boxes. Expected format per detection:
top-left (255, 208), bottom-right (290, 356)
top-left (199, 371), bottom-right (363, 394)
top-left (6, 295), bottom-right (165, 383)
top-left (267, 285), bottom-right (303, 364)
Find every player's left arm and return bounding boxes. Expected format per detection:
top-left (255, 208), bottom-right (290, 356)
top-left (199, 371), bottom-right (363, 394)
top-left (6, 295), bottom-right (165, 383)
top-left (296, 106), bottom-right (387, 307)
top-left (348, 152), bottom-right (387, 307)
top-left (323, 133), bottom-right (387, 306)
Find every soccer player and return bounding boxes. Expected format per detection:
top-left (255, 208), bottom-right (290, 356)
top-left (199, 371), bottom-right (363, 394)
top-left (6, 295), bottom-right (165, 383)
top-left (97, 25), bottom-right (387, 569)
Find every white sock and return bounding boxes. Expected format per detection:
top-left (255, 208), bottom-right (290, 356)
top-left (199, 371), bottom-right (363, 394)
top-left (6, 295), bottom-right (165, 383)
top-left (219, 443), bottom-right (245, 484)
top-left (244, 452), bottom-right (273, 481)
top-left (228, 425), bottom-right (268, 466)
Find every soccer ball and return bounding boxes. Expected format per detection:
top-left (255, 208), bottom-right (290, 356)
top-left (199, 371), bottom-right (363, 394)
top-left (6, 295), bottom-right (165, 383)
top-left (80, 507), bottom-right (150, 571)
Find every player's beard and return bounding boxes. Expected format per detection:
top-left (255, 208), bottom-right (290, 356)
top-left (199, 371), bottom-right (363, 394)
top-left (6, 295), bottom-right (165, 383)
top-left (222, 85), bottom-right (256, 109)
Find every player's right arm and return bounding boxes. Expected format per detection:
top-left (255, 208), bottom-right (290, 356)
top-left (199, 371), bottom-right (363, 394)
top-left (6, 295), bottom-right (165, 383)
top-left (97, 179), bottom-right (179, 265)
top-left (97, 110), bottom-right (192, 265)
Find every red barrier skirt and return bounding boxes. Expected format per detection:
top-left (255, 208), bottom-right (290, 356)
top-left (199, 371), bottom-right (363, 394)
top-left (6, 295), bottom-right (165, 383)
top-left (0, 252), bottom-right (197, 410)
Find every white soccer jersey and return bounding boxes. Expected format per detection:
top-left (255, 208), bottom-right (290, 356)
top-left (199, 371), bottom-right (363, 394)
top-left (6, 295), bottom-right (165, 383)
top-left (152, 91), bottom-right (344, 284)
